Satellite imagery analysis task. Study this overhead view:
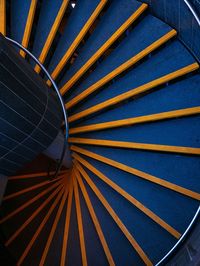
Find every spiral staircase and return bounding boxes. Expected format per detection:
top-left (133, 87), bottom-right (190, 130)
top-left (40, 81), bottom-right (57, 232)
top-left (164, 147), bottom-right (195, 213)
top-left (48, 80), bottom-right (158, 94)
top-left (0, 0), bottom-right (200, 265)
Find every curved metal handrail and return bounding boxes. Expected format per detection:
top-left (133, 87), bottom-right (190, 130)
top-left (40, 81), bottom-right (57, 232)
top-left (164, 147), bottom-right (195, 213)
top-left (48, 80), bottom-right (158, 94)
top-left (184, 0), bottom-right (200, 26)
top-left (5, 36), bottom-right (68, 178)
top-left (156, 205), bottom-right (200, 265)
top-left (156, 1), bottom-right (200, 264)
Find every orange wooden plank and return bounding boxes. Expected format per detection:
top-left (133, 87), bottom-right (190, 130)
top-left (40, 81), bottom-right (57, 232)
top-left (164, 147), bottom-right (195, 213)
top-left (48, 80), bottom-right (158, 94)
top-left (60, 176), bottom-right (73, 266)
top-left (74, 161), bottom-right (153, 266)
top-left (39, 184), bottom-right (69, 265)
top-left (70, 146), bottom-right (200, 201)
top-left (3, 175), bottom-right (64, 201)
top-left (69, 106), bottom-right (200, 135)
top-left (73, 170), bottom-right (88, 266)
top-left (66, 29), bottom-right (176, 109)
top-left (35, 0), bottom-right (69, 73)
top-left (17, 187), bottom-right (65, 265)
top-left (75, 168), bottom-right (115, 266)
top-left (68, 137), bottom-right (200, 156)
top-left (68, 63), bottom-right (199, 122)
top-left (20, 0), bottom-right (37, 57)
top-left (0, 179), bottom-right (64, 224)
top-left (5, 184), bottom-right (63, 246)
top-left (74, 153), bottom-right (181, 239)
top-left (47, 0), bottom-right (108, 86)
top-left (0, 0), bottom-right (6, 35)
top-left (8, 170), bottom-right (68, 180)
top-left (60, 3), bottom-right (148, 95)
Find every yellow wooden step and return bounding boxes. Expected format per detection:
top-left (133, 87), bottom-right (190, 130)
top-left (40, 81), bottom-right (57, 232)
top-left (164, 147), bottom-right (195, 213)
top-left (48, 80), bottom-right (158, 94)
top-left (0, 0), bottom-right (6, 35)
top-left (66, 29), bottom-right (177, 110)
top-left (46, 0), bottom-right (108, 86)
top-left (20, 0), bottom-right (38, 58)
top-left (69, 106), bottom-right (200, 135)
top-left (71, 145), bottom-right (200, 201)
top-left (60, 3), bottom-right (148, 95)
top-left (69, 137), bottom-right (200, 155)
top-left (34, 0), bottom-right (69, 73)
top-left (68, 63), bottom-right (199, 123)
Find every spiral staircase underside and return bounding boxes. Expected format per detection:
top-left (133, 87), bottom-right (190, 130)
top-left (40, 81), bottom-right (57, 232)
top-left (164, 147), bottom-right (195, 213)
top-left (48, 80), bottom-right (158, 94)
top-left (0, 0), bottom-right (200, 265)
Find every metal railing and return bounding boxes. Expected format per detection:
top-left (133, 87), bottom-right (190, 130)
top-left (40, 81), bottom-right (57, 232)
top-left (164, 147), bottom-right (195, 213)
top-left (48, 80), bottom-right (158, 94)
top-left (156, 205), bottom-right (200, 265)
top-left (156, 2), bottom-right (200, 265)
top-left (5, 36), bottom-right (68, 179)
top-left (184, 0), bottom-right (200, 26)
